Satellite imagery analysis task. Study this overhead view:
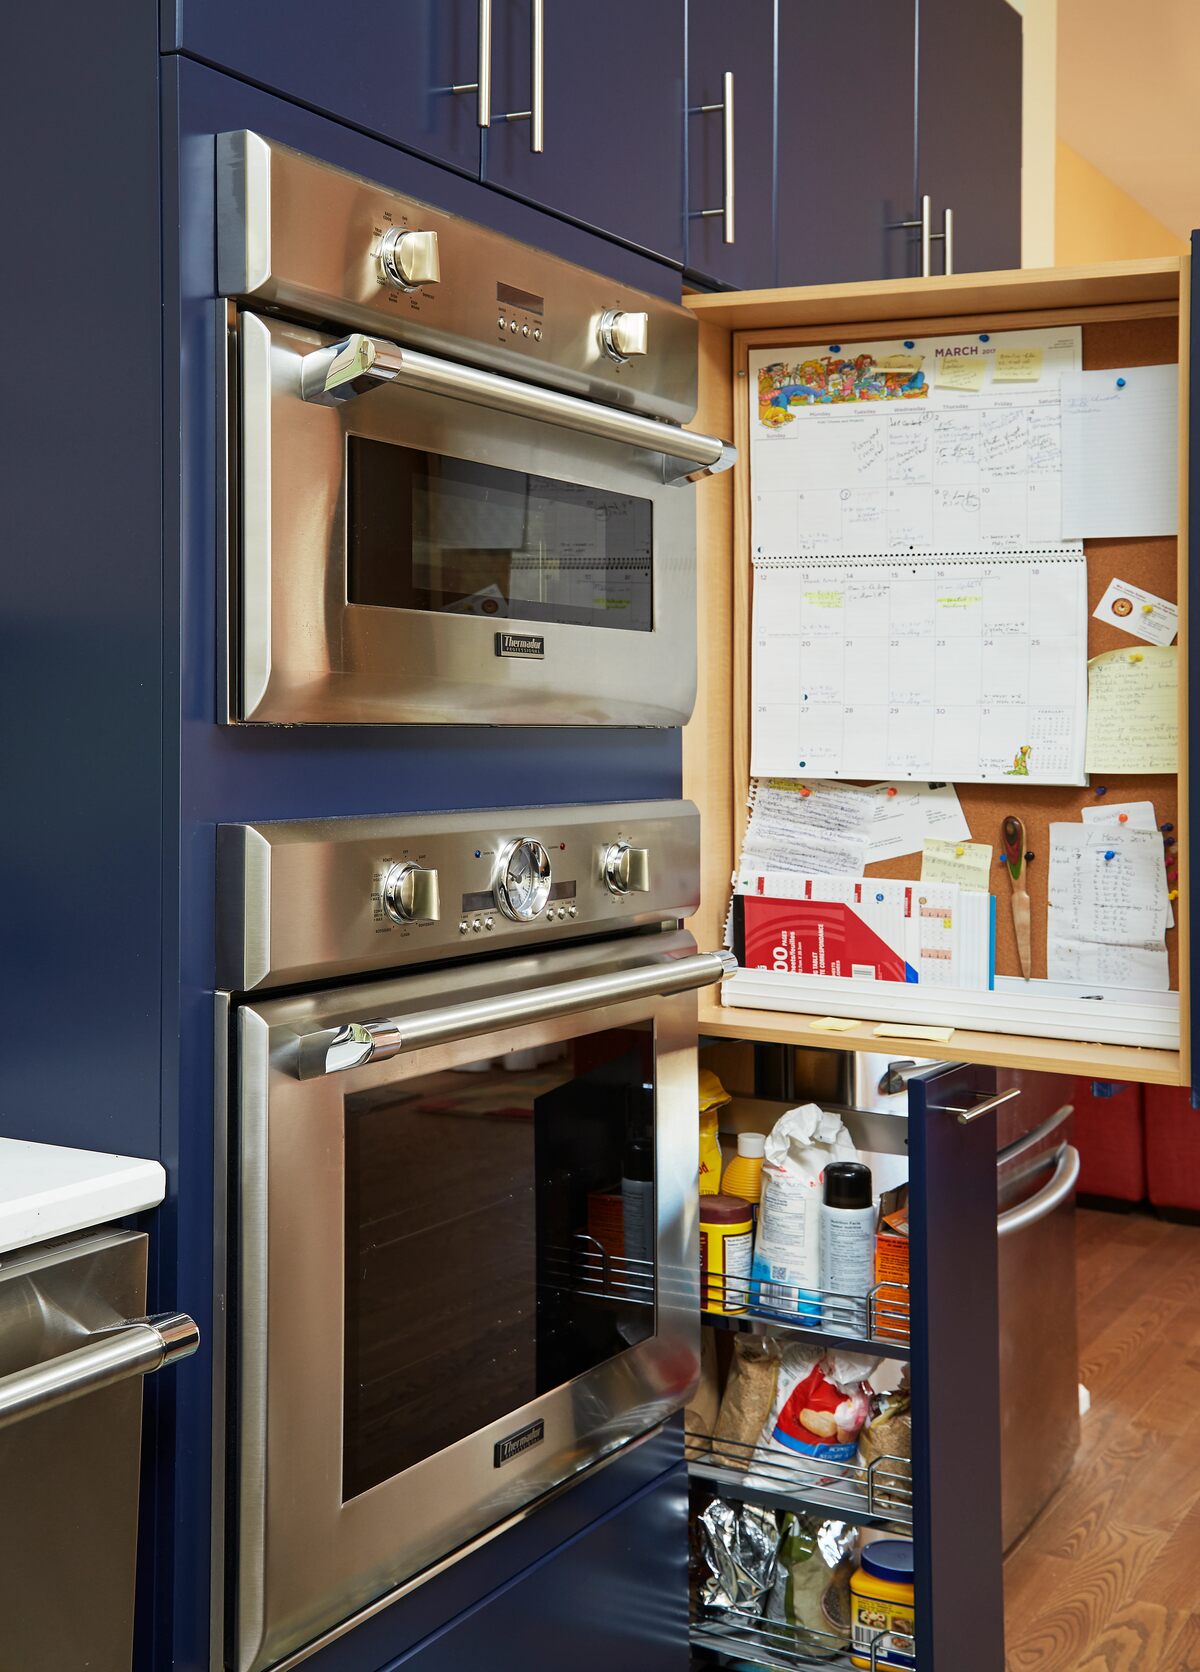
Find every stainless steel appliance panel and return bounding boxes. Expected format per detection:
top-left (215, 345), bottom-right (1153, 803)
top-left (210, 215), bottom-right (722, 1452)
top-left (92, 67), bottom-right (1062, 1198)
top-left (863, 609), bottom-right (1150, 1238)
top-left (233, 929), bottom-right (705, 1672)
top-left (217, 131), bottom-right (700, 424)
top-left (217, 799), bottom-right (700, 991)
top-left (234, 310), bottom-right (698, 726)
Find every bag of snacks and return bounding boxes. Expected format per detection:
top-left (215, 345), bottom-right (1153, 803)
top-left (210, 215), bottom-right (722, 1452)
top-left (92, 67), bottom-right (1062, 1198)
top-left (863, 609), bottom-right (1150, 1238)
top-left (857, 1386), bottom-right (912, 1512)
top-left (712, 1335), bottom-right (782, 1470)
top-left (766, 1514), bottom-right (858, 1652)
top-left (757, 1345), bottom-right (879, 1468)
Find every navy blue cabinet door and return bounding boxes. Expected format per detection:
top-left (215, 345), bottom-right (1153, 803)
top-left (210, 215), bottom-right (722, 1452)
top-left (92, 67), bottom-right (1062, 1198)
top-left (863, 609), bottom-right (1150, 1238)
top-left (167, 1), bottom-right (483, 176)
top-left (907, 1062), bottom-right (1006, 1671)
top-left (775, 0), bottom-right (917, 285)
top-left (483, 0), bottom-right (686, 264)
top-left (686, 0), bottom-right (776, 290)
top-left (917, 0), bottom-right (1022, 274)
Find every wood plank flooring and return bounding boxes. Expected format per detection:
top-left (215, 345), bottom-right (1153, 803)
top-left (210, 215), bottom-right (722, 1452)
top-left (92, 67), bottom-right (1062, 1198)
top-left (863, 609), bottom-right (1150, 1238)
top-left (1004, 1208), bottom-right (1200, 1669)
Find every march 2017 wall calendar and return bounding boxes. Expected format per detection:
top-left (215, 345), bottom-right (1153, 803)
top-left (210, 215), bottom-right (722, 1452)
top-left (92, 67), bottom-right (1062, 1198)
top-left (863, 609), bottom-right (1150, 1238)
top-left (747, 327), bottom-right (1088, 785)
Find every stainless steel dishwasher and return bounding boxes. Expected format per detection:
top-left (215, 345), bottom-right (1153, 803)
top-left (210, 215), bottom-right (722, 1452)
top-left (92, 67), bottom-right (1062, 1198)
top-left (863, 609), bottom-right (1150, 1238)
top-left (0, 1228), bottom-right (199, 1670)
top-left (851, 1055), bottom-right (1080, 1550)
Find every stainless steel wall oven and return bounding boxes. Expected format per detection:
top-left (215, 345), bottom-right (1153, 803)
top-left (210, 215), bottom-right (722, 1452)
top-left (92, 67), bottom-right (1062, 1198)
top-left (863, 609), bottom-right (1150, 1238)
top-left (217, 801), bottom-right (732, 1671)
top-left (216, 134), bottom-right (732, 727)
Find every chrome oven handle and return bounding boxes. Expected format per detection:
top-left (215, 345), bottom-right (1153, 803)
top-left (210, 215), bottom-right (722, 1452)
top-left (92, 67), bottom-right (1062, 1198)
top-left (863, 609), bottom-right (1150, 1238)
top-left (0, 1312), bottom-right (200, 1433)
top-left (298, 332), bottom-right (736, 484)
top-left (295, 949), bottom-right (739, 1079)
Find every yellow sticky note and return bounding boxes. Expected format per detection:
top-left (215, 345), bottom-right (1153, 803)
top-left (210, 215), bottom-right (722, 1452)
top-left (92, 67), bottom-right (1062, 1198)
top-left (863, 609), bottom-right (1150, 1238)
top-left (877, 353), bottom-right (924, 375)
top-left (935, 355), bottom-right (988, 393)
top-left (809, 1016), bottom-right (861, 1033)
top-left (993, 347), bottom-right (1044, 384)
top-left (920, 838), bottom-right (994, 891)
top-left (1085, 645), bottom-right (1178, 773)
top-left (874, 1023), bottom-right (956, 1043)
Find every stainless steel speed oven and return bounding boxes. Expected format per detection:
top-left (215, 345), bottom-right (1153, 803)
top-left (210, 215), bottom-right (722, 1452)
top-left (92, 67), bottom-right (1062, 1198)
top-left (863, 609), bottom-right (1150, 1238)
top-left (216, 134), bottom-right (733, 727)
top-left (217, 802), bottom-right (733, 1671)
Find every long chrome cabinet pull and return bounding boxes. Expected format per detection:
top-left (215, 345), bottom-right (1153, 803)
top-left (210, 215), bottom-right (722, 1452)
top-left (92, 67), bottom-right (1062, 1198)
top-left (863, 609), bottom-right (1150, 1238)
top-left (0, 1312), bottom-right (200, 1432)
top-left (530, 0), bottom-right (545, 153)
top-left (889, 195), bottom-right (953, 277)
top-left (691, 71), bottom-right (735, 245)
top-left (942, 1086), bottom-right (1022, 1126)
top-left (451, 0), bottom-right (493, 127)
top-left (295, 950), bottom-right (739, 1078)
top-left (299, 332), bottom-right (735, 482)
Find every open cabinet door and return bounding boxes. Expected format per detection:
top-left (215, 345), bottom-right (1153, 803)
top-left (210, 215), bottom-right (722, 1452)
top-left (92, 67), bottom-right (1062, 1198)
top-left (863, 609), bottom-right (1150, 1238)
top-left (907, 1062), bottom-right (1006, 1670)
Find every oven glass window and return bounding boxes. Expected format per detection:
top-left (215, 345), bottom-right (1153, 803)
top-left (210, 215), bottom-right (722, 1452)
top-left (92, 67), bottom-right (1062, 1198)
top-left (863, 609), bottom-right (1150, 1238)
top-left (346, 438), bottom-right (654, 632)
top-left (342, 1027), bottom-right (656, 1500)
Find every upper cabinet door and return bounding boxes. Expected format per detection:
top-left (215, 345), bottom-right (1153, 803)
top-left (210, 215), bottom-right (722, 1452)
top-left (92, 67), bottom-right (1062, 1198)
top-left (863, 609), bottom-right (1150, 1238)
top-left (775, 0), bottom-right (918, 286)
top-left (685, 0), bottom-right (776, 291)
top-left (482, 0), bottom-right (686, 264)
top-left (917, 0), bottom-right (1022, 274)
top-left (168, 1), bottom-right (484, 177)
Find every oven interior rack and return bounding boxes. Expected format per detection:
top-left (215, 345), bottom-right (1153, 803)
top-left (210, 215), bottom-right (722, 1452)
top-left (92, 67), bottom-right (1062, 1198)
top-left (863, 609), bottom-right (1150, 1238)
top-left (702, 1275), bottom-right (911, 1361)
top-left (686, 1433), bottom-right (913, 1531)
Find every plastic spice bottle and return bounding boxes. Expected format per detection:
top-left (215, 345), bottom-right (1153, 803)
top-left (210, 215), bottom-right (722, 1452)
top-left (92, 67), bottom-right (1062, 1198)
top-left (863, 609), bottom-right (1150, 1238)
top-left (699, 1194), bottom-right (753, 1314)
top-left (849, 1539), bottom-right (916, 1669)
top-left (722, 1132), bottom-right (766, 1207)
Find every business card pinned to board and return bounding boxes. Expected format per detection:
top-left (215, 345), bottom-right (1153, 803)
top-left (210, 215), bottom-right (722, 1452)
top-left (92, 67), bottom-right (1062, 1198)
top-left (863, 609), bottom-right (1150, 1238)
top-left (1093, 576), bottom-right (1178, 646)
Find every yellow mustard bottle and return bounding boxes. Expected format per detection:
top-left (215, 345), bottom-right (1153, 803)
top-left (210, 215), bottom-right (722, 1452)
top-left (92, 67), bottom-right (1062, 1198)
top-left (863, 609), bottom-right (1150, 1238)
top-left (722, 1131), bottom-right (765, 1206)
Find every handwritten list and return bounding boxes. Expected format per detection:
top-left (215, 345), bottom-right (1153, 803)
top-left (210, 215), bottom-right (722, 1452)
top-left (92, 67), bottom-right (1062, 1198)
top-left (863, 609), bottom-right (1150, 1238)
top-left (1047, 823), bottom-right (1169, 991)
top-left (1084, 646), bottom-right (1178, 774)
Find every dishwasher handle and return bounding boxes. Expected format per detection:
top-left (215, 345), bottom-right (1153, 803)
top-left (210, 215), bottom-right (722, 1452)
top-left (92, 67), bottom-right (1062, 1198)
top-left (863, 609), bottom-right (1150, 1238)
top-left (0, 1312), bottom-right (200, 1433)
top-left (298, 332), bottom-right (736, 484)
top-left (296, 948), bottom-right (739, 1079)
top-left (997, 1146), bottom-right (1080, 1240)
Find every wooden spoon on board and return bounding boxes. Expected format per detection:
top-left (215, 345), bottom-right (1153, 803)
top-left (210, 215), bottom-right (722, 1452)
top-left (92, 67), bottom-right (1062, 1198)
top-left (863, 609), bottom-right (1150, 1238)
top-left (1002, 815), bottom-right (1032, 981)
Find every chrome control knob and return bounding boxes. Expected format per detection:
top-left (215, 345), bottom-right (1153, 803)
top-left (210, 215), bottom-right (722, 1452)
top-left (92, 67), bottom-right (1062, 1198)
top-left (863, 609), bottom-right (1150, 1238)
top-left (379, 228), bottom-right (441, 290)
top-left (382, 862), bottom-right (441, 923)
top-left (598, 309), bottom-right (649, 364)
top-left (603, 842), bottom-right (651, 896)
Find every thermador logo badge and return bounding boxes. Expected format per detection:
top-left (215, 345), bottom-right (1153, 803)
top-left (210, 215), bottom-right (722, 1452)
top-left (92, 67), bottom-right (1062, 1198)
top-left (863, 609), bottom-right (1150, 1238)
top-left (494, 1419), bottom-right (546, 1467)
top-left (494, 631), bottom-right (546, 659)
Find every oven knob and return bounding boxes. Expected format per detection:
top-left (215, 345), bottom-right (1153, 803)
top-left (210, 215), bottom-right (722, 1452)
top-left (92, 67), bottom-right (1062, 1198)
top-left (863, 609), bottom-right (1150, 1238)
top-left (494, 837), bottom-right (553, 922)
top-left (382, 863), bottom-right (441, 924)
top-left (598, 309), bottom-right (649, 364)
top-left (378, 228), bottom-right (441, 291)
top-left (603, 843), bottom-right (651, 896)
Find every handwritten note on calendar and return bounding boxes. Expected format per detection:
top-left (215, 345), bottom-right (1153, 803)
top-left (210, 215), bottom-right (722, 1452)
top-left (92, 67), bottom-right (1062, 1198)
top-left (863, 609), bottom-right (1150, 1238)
top-left (750, 551), bottom-right (1088, 783)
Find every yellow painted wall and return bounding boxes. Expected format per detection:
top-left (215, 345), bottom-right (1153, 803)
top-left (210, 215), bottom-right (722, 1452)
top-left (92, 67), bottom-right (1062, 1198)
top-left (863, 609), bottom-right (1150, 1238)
top-left (1056, 140), bottom-right (1188, 263)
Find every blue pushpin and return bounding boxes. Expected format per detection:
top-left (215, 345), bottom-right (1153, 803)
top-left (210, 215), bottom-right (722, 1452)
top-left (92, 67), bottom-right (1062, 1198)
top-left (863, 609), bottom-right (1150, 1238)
top-left (829, 345), bottom-right (841, 354)
top-left (1095, 785), bottom-right (1108, 797)
top-left (1104, 850), bottom-right (1116, 862)
top-left (1162, 822), bottom-right (1175, 832)
top-left (1116, 377), bottom-right (1126, 388)
top-left (979, 333), bottom-right (990, 342)
top-left (875, 893), bottom-right (885, 903)
top-left (798, 761), bottom-right (806, 769)
top-left (904, 341), bottom-right (915, 350)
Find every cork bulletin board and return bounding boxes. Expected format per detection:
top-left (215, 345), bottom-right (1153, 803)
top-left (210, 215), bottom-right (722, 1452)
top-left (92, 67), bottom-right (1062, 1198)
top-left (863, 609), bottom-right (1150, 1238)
top-left (860, 316), bottom-right (1180, 986)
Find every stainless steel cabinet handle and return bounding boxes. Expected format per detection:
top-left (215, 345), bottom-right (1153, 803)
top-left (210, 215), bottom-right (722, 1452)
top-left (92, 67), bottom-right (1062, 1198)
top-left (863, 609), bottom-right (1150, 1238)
top-left (0, 1312), bottom-right (199, 1433)
top-left (451, 0), bottom-right (493, 127)
top-left (295, 949), bottom-right (739, 1078)
top-left (997, 1146), bottom-right (1079, 1238)
top-left (943, 1086), bottom-right (1022, 1126)
top-left (691, 71), bottom-right (735, 245)
top-left (299, 332), bottom-right (735, 482)
top-left (889, 195), bottom-right (952, 277)
top-left (530, 0), bottom-right (544, 153)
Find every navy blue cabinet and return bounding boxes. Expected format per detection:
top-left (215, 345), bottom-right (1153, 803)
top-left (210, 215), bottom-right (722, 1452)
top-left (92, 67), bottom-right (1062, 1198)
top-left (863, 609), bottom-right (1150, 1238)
top-left (166, 0), bottom-right (484, 175)
top-left (685, 0), bottom-right (776, 290)
top-left (917, 0), bottom-right (1022, 274)
top-left (775, 0), bottom-right (917, 286)
top-left (482, 0), bottom-right (686, 263)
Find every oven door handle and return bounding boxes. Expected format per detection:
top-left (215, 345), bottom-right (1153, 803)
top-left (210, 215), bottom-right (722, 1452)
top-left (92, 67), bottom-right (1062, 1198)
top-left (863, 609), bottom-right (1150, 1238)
top-left (298, 333), bottom-right (736, 484)
top-left (294, 949), bottom-right (739, 1079)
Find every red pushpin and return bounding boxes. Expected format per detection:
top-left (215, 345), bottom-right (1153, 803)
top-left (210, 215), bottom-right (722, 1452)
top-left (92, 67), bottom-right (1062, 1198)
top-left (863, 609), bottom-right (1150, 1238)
top-left (887, 786), bottom-right (898, 797)
top-left (800, 786), bottom-right (812, 798)
top-left (1118, 813), bottom-right (1129, 823)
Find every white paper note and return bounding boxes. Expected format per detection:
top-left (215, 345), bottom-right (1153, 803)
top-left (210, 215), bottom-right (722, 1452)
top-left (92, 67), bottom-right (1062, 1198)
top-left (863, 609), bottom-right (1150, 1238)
top-left (1060, 364), bottom-right (1179, 538)
top-left (1081, 800), bottom-right (1173, 926)
top-left (1085, 647), bottom-right (1178, 774)
top-left (1047, 823), bottom-right (1169, 991)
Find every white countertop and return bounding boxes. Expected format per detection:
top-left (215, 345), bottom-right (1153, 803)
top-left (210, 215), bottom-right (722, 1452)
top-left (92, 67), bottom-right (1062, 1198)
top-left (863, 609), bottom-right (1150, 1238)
top-left (0, 1138), bottom-right (166, 1254)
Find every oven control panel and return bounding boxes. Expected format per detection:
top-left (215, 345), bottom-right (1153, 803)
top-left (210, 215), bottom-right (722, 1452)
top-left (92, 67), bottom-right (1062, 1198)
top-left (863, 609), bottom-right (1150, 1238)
top-left (217, 801), bottom-right (700, 993)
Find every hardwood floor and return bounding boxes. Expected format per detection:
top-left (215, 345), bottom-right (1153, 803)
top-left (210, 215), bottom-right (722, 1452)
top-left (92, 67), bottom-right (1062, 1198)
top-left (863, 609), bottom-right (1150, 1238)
top-left (1004, 1208), bottom-right (1200, 1670)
